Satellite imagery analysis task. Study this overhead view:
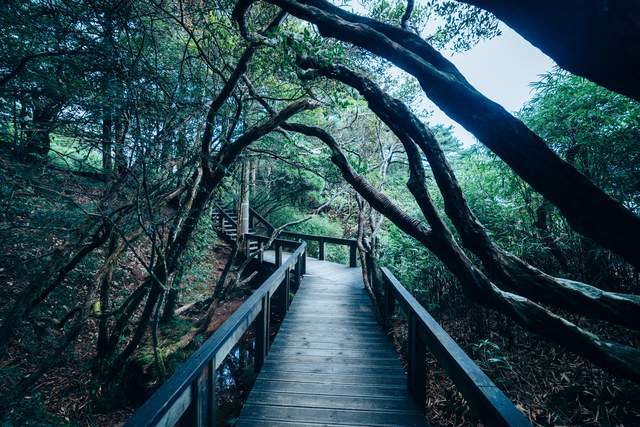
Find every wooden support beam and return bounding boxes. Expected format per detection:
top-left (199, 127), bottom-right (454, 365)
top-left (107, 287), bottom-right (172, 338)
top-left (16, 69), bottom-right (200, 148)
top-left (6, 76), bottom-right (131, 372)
top-left (349, 243), bottom-right (357, 268)
top-left (407, 313), bottom-right (427, 411)
top-left (255, 295), bottom-right (270, 374)
top-left (318, 238), bottom-right (325, 261)
top-left (275, 243), bottom-right (282, 267)
top-left (383, 279), bottom-right (395, 333)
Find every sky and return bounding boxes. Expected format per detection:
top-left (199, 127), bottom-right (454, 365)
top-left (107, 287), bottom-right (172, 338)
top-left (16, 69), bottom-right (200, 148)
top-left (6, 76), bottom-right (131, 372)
top-left (430, 24), bottom-right (556, 146)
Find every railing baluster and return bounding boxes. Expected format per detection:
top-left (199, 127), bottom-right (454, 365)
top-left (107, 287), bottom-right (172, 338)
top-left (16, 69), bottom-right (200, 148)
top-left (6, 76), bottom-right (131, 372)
top-left (302, 249), bottom-right (307, 274)
top-left (293, 255), bottom-right (301, 291)
top-left (383, 278), bottom-right (394, 333)
top-left (208, 358), bottom-right (217, 427)
top-left (285, 269), bottom-right (290, 308)
top-left (254, 294), bottom-right (270, 374)
top-left (407, 312), bottom-right (427, 412)
top-left (365, 253), bottom-right (375, 290)
top-left (275, 242), bottom-right (282, 267)
top-left (318, 238), bottom-right (325, 260)
top-left (349, 242), bottom-right (357, 267)
top-left (278, 270), bottom-right (290, 319)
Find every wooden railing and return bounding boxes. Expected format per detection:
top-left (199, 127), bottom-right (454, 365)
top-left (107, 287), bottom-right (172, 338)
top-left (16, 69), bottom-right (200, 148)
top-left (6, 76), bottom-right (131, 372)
top-left (248, 207), bottom-right (275, 234)
top-left (368, 259), bottom-right (531, 427)
top-left (124, 239), bottom-right (307, 427)
top-left (249, 207), bottom-right (358, 267)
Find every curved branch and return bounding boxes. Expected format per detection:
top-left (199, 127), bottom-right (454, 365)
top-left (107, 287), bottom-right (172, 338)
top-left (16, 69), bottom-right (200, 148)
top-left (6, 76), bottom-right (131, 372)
top-left (297, 56), bottom-right (640, 331)
top-left (400, 0), bottom-right (414, 30)
top-left (239, 0), bottom-right (640, 271)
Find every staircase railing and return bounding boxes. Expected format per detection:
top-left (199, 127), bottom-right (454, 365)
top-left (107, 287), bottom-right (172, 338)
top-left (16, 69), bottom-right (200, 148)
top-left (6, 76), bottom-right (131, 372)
top-left (212, 201), bottom-right (237, 230)
top-left (248, 207), bottom-right (275, 233)
top-left (366, 253), bottom-right (531, 427)
top-left (124, 239), bottom-right (307, 427)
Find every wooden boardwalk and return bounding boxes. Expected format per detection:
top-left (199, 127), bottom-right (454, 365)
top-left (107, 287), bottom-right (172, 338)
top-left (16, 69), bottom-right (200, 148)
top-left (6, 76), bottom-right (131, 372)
top-left (236, 255), bottom-right (426, 426)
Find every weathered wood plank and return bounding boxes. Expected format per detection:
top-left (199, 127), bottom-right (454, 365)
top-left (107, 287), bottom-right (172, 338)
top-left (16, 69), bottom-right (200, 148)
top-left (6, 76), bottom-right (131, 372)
top-left (240, 404), bottom-right (427, 426)
top-left (255, 371), bottom-right (407, 386)
top-left (252, 379), bottom-right (408, 397)
top-left (261, 361), bottom-right (405, 376)
top-left (246, 391), bottom-right (421, 411)
top-left (267, 346), bottom-right (398, 359)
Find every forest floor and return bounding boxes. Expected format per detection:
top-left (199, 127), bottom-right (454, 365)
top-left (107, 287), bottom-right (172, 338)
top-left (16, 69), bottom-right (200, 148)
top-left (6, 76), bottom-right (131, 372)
top-left (0, 155), bottom-right (264, 426)
top-left (390, 304), bottom-right (640, 426)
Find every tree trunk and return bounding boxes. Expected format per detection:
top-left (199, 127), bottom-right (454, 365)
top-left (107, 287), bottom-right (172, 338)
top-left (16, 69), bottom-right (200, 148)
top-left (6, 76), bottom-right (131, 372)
top-left (23, 100), bottom-right (60, 161)
top-left (102, 108), bottom-right (113, 176)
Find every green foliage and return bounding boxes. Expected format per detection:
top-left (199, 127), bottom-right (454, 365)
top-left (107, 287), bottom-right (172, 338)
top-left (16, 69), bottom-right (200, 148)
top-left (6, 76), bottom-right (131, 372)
top-left (178, 213), bottom-right (221, 305)
top-left (268, 206), bottom-right (349, 263)
top-left (425, 1), bottom-right (501, 51)
top-left (520, 70), bottom-right (640, 209)
top-left (472, 339), bottom-right (513, 371)
top-left (48, 134), bottom-right (102, 172)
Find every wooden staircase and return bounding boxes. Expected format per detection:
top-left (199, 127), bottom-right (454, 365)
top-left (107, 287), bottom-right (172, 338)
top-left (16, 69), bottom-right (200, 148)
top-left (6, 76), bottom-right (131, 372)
top-left (212, 204), bottom-right (259, 253)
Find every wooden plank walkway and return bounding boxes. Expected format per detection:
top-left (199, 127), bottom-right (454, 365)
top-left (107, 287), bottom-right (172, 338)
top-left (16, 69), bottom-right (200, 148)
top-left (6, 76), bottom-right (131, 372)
top-left (236, 255), bottom-right (427, 426)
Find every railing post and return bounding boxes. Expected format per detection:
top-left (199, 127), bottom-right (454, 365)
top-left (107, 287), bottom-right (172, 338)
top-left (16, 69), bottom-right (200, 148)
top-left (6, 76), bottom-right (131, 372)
top-left (407, 312), bottom-right (427, 411)
top-left (258, 241), bottom-right (264, 264)
top-left (301, 249), bottom-right (307, 274)
top-left (318, 238), bottom-right (325, 261)
top-left (349, 242), bottom-right (357, 267)
top-left (208, 359), bottom-right (217, 426)
top-left (278, 270), bottom-right (290, 318)
top-left (275, 242), bottom-right (282, 267)
top-left (188, 356), bottom-right (216, 427)
top-left (293, 256), bottom-right (301, 292)
top-left (383, 279), bottom-right (394, 333)
top-left (365, 253), bottom-right (373, 289)
top-left (244, 236), bottom-right (250, 258)
top-left (255, 295), bottom-right (270, 374)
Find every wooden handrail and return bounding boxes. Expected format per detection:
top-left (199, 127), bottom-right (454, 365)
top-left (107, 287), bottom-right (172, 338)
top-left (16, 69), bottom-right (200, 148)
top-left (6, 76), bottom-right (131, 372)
top-left (377, 266), bottom-right (531, 427)
top-left (124, 240), bottom-right (307, 427)
top-left (248, 207), bottom-right (275, 233)
top-left (278, 231), bottom-right (357, 267)
top-left (247, 206), bottom-right (358, 267)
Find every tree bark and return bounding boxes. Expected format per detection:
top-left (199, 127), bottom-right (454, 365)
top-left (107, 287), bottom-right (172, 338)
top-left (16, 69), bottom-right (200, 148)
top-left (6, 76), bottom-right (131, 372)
top-left (458, 0), bottom-right (640, 101)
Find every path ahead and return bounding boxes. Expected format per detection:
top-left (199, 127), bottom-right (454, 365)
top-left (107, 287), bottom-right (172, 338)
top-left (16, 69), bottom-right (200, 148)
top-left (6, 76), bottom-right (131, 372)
top-left (236, 256), bottom-right (427, 426)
